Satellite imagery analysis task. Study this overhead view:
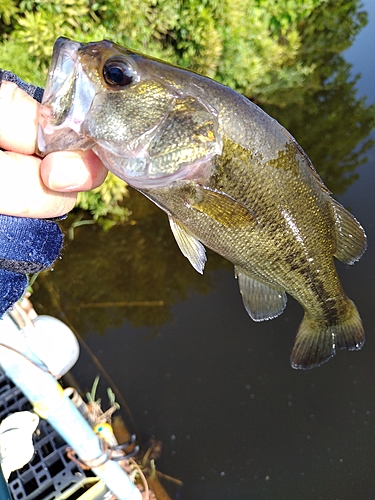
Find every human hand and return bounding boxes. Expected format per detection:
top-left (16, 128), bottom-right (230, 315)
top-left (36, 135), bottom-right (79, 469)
top-left (0, 81), bottom-right (108, 218)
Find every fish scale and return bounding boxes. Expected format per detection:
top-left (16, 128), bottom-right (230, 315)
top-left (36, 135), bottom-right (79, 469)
top-left (37, 37), bottom-right (367, 369)
top-left (148, 137), bottom-right (337, 311)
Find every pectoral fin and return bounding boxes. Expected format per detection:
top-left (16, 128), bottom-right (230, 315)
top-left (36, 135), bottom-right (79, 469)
top-left (331, 199), bottom-right (366, 264)
top-left (168, 216), bottom-right (207, 274)
top-left (235, 266), bottom-right (287, 321)
top-left (188, 185), bottom-right (258, 229)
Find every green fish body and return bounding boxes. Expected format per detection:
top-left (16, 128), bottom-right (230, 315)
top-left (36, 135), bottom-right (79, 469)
top-left (38, 38), bottom-right (367, 368)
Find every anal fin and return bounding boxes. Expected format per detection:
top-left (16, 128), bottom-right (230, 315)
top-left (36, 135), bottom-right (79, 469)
top-left (235, 266), bottom-right (287, 321)
top-left (168, 215), bottom-right (207, 274)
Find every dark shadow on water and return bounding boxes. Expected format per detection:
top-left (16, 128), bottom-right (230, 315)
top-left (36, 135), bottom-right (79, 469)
top-left (33, 191), bottom-right (232, 334)
top-left (32, 2), bottom-right (375, 498)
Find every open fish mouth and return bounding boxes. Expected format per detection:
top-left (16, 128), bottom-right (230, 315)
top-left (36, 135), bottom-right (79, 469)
top-left (37, 37), bottom-right (96, 155)
top-left (42, 38), bottom-right (82, 113)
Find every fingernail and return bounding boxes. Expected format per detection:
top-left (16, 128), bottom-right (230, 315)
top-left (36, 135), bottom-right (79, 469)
top-left (47, 155), bottom-right (89, 191)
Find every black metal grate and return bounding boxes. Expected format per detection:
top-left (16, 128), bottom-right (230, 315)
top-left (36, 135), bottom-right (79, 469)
top-left (0, 370), bottom-right (96, 500)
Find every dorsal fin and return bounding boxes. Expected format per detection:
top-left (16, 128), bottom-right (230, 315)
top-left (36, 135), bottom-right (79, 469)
top-left (280, 127), bottom-right (330, 194)
top-left (331, 199), bottom-right (367, 264)
top-left (235, 266), bottom-right (287, 321)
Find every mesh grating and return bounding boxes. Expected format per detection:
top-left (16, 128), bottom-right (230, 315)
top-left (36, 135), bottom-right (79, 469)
top-left (0, 370), bottom-right (97, 500)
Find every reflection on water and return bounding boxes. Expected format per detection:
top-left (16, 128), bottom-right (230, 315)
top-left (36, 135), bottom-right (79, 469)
top-left (264, 66), bottom-right (374, 195)
top-left (34, 192), bottom-right (231, 333)
top-left (263, 2), bottom-right (375, 196)
top-left (32, 2), bottom-right (375, 499)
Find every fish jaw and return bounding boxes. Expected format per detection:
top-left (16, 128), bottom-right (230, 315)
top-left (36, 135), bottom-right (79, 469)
top-left (92, 143), bottom-right (217, 189)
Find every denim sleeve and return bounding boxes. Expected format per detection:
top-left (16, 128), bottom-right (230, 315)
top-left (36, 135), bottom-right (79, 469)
top-left (0, 69), bottom-right (44, 103)
top-left (0, 70), bottom-right (64, 316)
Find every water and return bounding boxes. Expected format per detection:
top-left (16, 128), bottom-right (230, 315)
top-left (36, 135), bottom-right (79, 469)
top-left (33, 3), bottom-right (375, 499)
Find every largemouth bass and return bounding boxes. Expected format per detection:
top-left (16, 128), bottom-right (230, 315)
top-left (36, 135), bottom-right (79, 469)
top-left (37, 37), bottom-right (367, 369)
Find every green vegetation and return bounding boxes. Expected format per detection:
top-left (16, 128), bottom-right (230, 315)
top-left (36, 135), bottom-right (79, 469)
top-left (76, 172), bottom-right (130, 230)
top-left (0, 0), bottom-right (373, 216)
top-left (0, 0), bottom-right (363, 100)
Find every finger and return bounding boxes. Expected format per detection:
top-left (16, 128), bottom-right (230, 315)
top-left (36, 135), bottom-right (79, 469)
top-left (0, 82), bottom-right (39, 155)
top-left (0, 151), bottom-right (77, 217)
top-left (40, 150), bottom-right (108, 191)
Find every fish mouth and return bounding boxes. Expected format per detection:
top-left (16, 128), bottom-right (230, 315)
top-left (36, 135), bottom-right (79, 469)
top-left (43, 37), bottom-right (82, 110)
top-left (37, 37), bottom-right (96, 155)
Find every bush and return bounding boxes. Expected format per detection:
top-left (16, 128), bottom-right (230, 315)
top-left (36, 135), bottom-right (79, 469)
top-left (0, 0), bottom-right (371, 221)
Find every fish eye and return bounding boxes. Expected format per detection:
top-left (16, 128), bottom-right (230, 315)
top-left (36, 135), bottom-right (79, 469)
top-left (103, 57), bottom-right (135, 88)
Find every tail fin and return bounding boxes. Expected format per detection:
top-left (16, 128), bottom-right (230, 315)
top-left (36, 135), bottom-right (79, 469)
top-left (290, 299), bottom-right (365, 369)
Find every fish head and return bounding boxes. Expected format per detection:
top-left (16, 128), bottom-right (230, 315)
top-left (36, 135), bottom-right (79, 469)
top-left (38, 37), bottom-right (222, 188)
